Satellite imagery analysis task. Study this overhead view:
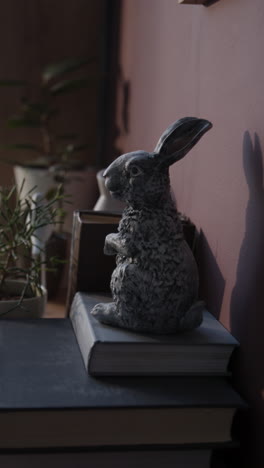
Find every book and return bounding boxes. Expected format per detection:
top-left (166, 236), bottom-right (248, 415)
top-left (0, 448), bottom-right (213, 468)
top-left (66, 210), bottom-right (121, 311)
top-left (70, 292), bottom-right (239, 377)
top-left (0, 318), bottom-right (245, 449)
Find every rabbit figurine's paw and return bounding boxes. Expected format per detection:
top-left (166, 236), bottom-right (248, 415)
top-left (91, 302), bottom-right (119, 327)
top-left (104, 233), bottom-right (121, 255)
top-left (178, 301), bottom-right (204, 331)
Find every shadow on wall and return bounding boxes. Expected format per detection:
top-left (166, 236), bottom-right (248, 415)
top-left (230, 131), bottom-right (264, 468)
top-left (195, 230), bottom-right (225, 320)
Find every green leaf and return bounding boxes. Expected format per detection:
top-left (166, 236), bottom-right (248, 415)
top-left (7, 116), bottom-right (41, 128)
top-left (62, 143), bottom-right (89, 154)
top-left (70, 143), bottom-right (89, 152)
top-left (0, 80), bottom-right (28, 86)
top-left (57, 133), bottom-right (78, 140)
top-left (0, 143), bottom-right (41, 152)
top-left (21, 101), bottom-right (49, 114)
top-left (6, 185), bottom-right (16, 201)
top-left (49, 78), bottom-right (91, 95)
top-left (42, 57), bottom-right (95, 83)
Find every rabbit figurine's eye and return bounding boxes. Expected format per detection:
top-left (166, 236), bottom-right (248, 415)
top-left (128, 165), bottom-right (142, 177)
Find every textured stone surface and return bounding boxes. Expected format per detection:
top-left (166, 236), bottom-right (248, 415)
top-left (92, 117), bottom-right (212, 333)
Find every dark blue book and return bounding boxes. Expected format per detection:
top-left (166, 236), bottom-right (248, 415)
top-left (70, 292), bottom-right (239, 377)
top-left (0, 317), bottom-right (245, 450)
top-left (0, 448), bottom-right (214, 468)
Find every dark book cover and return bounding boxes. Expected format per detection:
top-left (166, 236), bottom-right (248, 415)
top-left (0, 448), bottom-right (213, 468)
top-left (66, 211), bottom-right (121, 310)
top-left (0, 318), bottom-right (246, 449)
top-left (70, 292), bottom-right (239, 376)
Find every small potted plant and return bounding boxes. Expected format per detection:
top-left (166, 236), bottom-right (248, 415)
top-left (0, 56), bottom-right (99, 233)
top-left (0, 182), bottom-right (64, 318)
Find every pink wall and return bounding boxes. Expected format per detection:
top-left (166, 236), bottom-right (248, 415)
top-left (116, 0), bottom-right (264, 465)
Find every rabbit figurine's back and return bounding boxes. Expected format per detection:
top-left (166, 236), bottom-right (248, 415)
top-left (92, 117), bottom-right (212, 334)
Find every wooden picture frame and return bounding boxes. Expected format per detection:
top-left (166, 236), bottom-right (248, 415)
top-left (178, 0), bottom-right (219, 5)
top-left (66, 210), bottom-right (121, 312)
top-left (179, 0), bottom-right (206, 4)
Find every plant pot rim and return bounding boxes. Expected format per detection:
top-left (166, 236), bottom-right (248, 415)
top-left (0, 279), bottom-right (45, 299)
top-left (0, 280), bottom-right (47, 319)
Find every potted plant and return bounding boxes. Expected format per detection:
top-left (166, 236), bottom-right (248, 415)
top-left (0, 56), bottom-right (99, 233)
top-left (0, 182), bottom-right (64, 318)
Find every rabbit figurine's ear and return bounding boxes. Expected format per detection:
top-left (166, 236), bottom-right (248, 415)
top-left (154, 117), bottom-right (212, 168)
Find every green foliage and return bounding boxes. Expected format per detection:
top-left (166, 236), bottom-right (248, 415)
top-left (42, 57), bottom-right (94, 83)
top-left (49, 78), bottom-right (92, 95)
top-left (0, 56), bottom-right (95, 170)
top-left (0, 80), bottom-right (28, 86)
top-left (0, 182), bottom-right (64, 301)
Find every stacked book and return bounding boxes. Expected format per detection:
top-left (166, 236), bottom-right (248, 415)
top-left (68, 211), bottom-right (246, 468)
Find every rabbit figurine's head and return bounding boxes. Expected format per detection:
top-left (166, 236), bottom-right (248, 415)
top-left (104, 117), bottom-right (212, 207)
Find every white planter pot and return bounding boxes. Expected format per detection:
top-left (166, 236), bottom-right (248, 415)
top-left (93, 169), bottom-right (125, 213)
top-left (0, 280), bottom-right (47, 319)
top-left (14, 165), bottom-right (99, 233)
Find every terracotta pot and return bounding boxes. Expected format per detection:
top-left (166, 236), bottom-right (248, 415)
top-left (0, 280), bottom-right (47, 319)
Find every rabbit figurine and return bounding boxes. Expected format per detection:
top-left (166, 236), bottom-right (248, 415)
top-left (91, 117), bottom-right (212, 334)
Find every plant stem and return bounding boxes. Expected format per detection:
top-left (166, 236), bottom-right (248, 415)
top-left (0, 250), bottom-right (12, 291)
top-left (41, 118), bottom-right (53, 155)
